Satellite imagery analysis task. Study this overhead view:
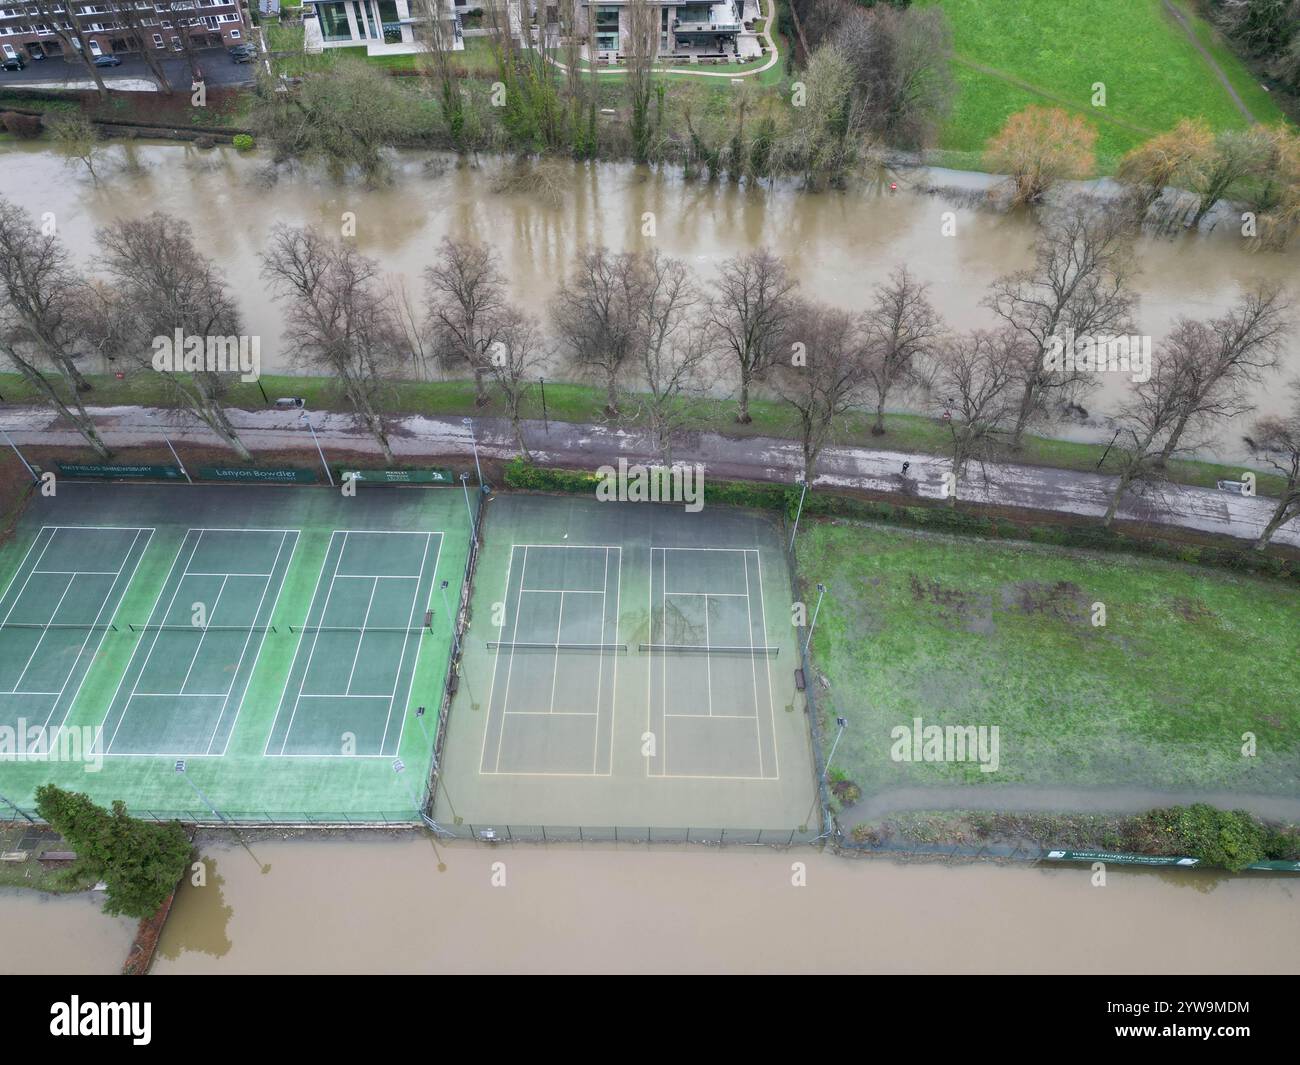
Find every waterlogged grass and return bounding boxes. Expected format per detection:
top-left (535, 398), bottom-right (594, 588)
top-left (926, 0), bottom-right (1289, 173)
top-left (0, 371), bottom-right (1284, 498)
top-left (800, 521), bottom-right (1300, 798)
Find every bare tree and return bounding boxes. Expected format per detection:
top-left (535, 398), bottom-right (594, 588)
top-left (0, 198), bottom-right (94, 393)
top-left (415, 0), bottom-right (467, 146)
top-left (0, 200), bottom-right (109, 456)
top-left (488, 306), bottom-right (547, 460)
top-left (707, 248), bottom-right (798, 424)
top-left (1248, 380), bottom-right (1300, 551)
top-left (260, 224), bottom-right (400, 463)
top-left (929, 328), bottom-right (1022, 506)
top-left (424, 237), bottom-right (509, 406)
top-left (1100, 348), bottom-right (1198, 527)
top-left (627, 251), bottom-right (713, 463)
top-left (552, 246), bottom-right (645, 416)
top-left (770, 298), bottom-right (867, 481)
top-left (862, 265), bottom-right (942, 435)
top-left (32, 0), bottom-right (110, 100)
top-left (107, 1), bottom-right (175, 94)
top-left (1156, 285), bottom-right (1290, 465)
top-left (986, 205), bottom-right (1137, 448)
top-left (93, 213), bottom-right (253, 461)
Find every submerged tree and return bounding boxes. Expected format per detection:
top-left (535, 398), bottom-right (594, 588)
top-left (862, 266), bottom-right (943, 436)
top-left (424, 237), bottom-right (510, 407)
top-left (1248, 379), bottom-right (1300, 551)
top-left (984, 105), bottom-right (1098, 207)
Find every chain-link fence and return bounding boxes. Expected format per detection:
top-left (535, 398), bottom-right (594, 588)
top-left (432, 823), bottom-right (821, 845)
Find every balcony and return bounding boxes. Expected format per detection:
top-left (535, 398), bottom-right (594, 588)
top-left (673, 18), bottom-right (739, 34)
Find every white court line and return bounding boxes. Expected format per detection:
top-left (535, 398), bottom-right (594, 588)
top-left (752, 546), bottom-right (780, 781)
top-left (331, 573), bottom-right (419, 580)
top-left (547, 589), bottom-right (566, 715)
top-left (589, 548), bottom-right (609, 774)
top-left (185, 571), bottom-right (275, 578)
top-left (208, 530), bottom-right (298, 755)
top-left (742, 549), bottom-right (765, 775)
top-left (520, 587), bottom-right (603, 594)
top-left (106, 530), bottom-right (204, 752)
top-left (0, 528), bottom-right (57, 630)
top-left (34, 569), bottom-right (119, 576)
top-left (493, 545), bottom-right (529, 773)
top-left (377, 531), bottom-right (439, 755)
top-left (52, 528), bottom-right (154, 745)
top-left (343, 577), bottom-right (379, 695)
top-left (606, 546), bottom-right (622, 778)
top-left (7, 573), bottom-right (74, 694)
top-left (479, 545), bottom-right (520, 774)
top-left (175, 575), bottom-right (230, 696)
top-left (280, 531), bottom-right (348, 752)
top-left (506, 710), bottom-right (599, 717)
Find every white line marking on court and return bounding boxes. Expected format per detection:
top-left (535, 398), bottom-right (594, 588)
top-left (51, 528), bottom-right (154, 747)
top-left (105, 530), bottom-right (203, 753)
top-left (0, 527), bottom-right (56, 630)
top-left (753, 546), bottom-right (780, 782)
top-left (34, 570), bottom-right (119, 576)
top-left (8, 573), bottom-right (74, 693)
top-left (281, 530), bottom-right (347, 750)
top-left (343, 577), bottom-right (379, 695)
top-left (479, 545), bottom-right (519, 774)
top-left (493, 544), bottom-right (528, 772)
top-left (175, 575), bottom-right (230, 695)
top-left (742, 550), bottom-right (763, 775)
top-left (205, 529), bottom-right (296, 755)
top-left (377, 531), bottom-right (439, 755)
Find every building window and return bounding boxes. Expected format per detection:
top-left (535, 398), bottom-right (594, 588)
top-left (317, 1), bottom-right (350, 41)
top-left (152, 31), bottom-right (163, 44)
top-left (228, 27), bottom-right (239, 38)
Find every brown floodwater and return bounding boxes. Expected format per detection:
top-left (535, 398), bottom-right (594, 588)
top-left (1, 143), bottom-right (1297, 462)
top-left (9, 837), bottom-right (1295, 975)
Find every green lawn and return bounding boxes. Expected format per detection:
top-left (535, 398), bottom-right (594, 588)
top-left (926, 0), bottom-right (1289, 172)
top-left (0, 371), bottom-right (1286, 498)
top-left (800, 521), bottom-right (1300, 798)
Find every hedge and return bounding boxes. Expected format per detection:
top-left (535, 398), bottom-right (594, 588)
top-left (501, 459), bottom-right (1300, 584)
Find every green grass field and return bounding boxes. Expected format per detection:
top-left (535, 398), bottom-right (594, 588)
top-left (926, 0), bottom-right (1288, 172)
top-left (800, 520), bottom-right (1300, 797)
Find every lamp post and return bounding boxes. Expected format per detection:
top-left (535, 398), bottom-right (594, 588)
top-left (538, 377), bottom-right (549, 432)
top-left (788, 477), bottom-right (809, 552)
top-left (462, 416), bottom-right (482, 486)
top-left (392, 758), bottom-right (425, 818)
top-left (0, 428), bottom-right (38, 484)
top-left (460, 472), bottom-right (474, 534)
top-left (825, 716), bottom-right (849, 780)
top-left (803, 582), bottom-right (826, 658)
top-left (146, 413), bottom-right (191, 486)
top-left (300, 410), bottom-right (334, 487)
top-left (440, 579), bottom-right (461, 658)
top-left (175, 760), bottom-right (230, 826)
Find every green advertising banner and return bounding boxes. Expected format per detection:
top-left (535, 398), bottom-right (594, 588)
top-left (197, 467), bottom-right (317, 484)
top-left (58, 462), bottom-right (185, 480)
top-left (339, 468), bottom-right (457, 485)
top-left (1245, 860), bottom-right (1300, 872)
top-left (1045, 850), bottom-right (1200, 867)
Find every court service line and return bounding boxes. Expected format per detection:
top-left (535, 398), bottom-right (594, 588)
top-left (279, 530), bottom-right (348, 754)
top-left (105, 529), bottom-right (204, 753)
top-left (741, 548), bottom-right (765, 777)
top-left (478, 543), bottom-right (520, 775)
top-left (752, 547), bottom-right (781, 781)
top-left (0, 528), bottom-right (57, 630)
top-left (343, 577), bottom-right (380, 695)
top-left (8, 573), bottom-right (74, 694)
top-left (493, 544), bottom-right (529, 773)
top-left (377, 530), bottom-right (439, 755)
top-left (207, 529), bottom-right (297, 756)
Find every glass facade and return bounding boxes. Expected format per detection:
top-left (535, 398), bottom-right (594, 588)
top-left (318, 0), bottom-right (352, 40)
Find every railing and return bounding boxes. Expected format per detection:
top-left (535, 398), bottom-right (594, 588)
top-left (435, 824), bottom-right (820, 845)
top-left (673, 18), bottom-right (740, 33)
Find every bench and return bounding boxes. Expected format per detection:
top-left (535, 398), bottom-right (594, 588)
top-left (40, 851), bottom-right (78, 862)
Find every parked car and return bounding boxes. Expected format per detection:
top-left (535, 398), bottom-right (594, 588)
top-left (93, 54), bottom-right (122, 67)
top-left (28, 51), bottom-right (45, 61)
top-left (2, 56), bottom-right (27, 72)
top-left (229, 44), bottom-right (256, 63)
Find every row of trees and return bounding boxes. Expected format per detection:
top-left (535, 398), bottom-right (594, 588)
top-left (985, 105), bottom-right (1300, 248)
top-left (1, 195), bottom-right (1297, 548)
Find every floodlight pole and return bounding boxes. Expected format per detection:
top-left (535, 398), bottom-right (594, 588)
top-left (175, 760), bottom-right (231, 827)
top-left (0, 792), bottom-right (36, 824)
top-left (824, 716), bottom-right (848, 781)
top-left (160, 431), bottom-right (193, 484)
top-left (300, 411), bottom-right (334, 487)
top-left (440, 579), bottom-right (461, 658)
top-left (462, 417), bottom-right (482, 486)
top-left (788, 477), bottom-right (809, 552)
top-left (0, 429), bottom-right (38, 484)
top-left (461, 472), bottom-right (474, 533)
top-left (803, 582), bottom-right (826, 658)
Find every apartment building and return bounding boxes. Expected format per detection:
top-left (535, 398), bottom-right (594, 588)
top-left (0, 0), bottom-right (248, 63)
top-left (301, 0), bottom-right (464, 54)
top-left (581, 0), bottom-right (762, 61)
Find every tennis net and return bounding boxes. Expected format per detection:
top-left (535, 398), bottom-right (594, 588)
top-left (639, 643), bottom-right (780, 658)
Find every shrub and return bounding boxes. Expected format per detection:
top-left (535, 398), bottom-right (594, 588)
top-left (0, 110), bottom-right (44, 139)
top-left (1147, 804), bottom-right (1273, 872)
top-left (232, 133), bottom-right (255, 151)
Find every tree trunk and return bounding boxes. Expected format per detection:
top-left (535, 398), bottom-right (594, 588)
top-left (1253, 497), bottom-right (1298, 551)
top-left (736, 372), bottom-right (752, 424)
top-left (873, 395), bottom-right (887, 435)
top-left (473, 363), bottom-right (489, 406)
top-left (1010, 379), bottom-right (1036, 449)
top-left (1102, 473), bottom-right (1133, 527)
top-left (57, 355), bottom-right (93, 393)
top-left (1156, 413), bottom-right (1190, 467)
top-left (13, 357), bottom-right (111, 458)
top-left (605, 371), bottom-right (619, 416)
top-left (512, 411), bottom-right (532, 462)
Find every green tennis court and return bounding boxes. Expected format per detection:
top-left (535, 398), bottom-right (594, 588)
top-left (0, 483), bottom-right (471, 821)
